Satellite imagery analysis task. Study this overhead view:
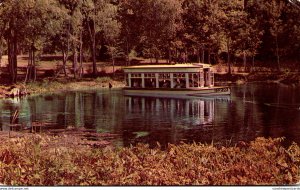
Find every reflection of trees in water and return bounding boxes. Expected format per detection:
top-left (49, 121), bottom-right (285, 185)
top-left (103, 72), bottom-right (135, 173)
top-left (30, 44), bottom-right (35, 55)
top-left (0, 85), bottom-right (299, 147)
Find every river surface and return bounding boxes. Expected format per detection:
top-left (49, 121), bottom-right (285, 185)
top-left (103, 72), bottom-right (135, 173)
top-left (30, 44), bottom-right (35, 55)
top-left (0, 83), bottom-right (299, 147)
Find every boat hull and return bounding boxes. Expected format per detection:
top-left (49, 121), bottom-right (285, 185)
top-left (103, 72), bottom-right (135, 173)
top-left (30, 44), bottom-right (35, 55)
top-left (123, 87), bottom-right (230, 98)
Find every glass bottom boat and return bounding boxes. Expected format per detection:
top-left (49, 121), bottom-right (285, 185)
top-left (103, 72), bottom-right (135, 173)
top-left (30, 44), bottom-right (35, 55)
top-left (123, 64), bottom-right (230, 98)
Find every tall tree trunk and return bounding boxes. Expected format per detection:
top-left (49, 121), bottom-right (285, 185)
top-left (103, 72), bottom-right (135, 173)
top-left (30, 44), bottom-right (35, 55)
top-left (185, 47), bottom-right (188, 63)
top-left (8, 30), bottom-right (18, 84)
top-left (92, 28), bottom-right (96, 77)
top-left (227, 39), bottom-right (231, 75)
top-left (168, 42), bottom-right (172, 64)
top-left (0, 44), bottom-right (2, 66)
top-left (25, 47), bottom-right (32, 83)
top-left (62, 50), bottom-right (68, 76)
top-left (201, 48), bottom-right (205, 63)
top-left (73, 44), bottom-right (78, 79)
top-left (175, 49), bottom-right (178, 64)
top-left (197, 48), bottom-right (200, 63)
top-left (275, 35), bottom-right (280, 72)
top-left (79, 31), bottom-right (83, 78)
top-left (251, 55), bottom-right (255, 73)
top-left (33, 45), bottom-right (36, 81)
top-left (87, 21), bottom-right (97, 77)
top-left (126, 35), bottom-right (130, 66)
top-left (112, 51), bottom-right (115, 76)
top-left (61, 20), bottom-right (71, 77)
top-left (243, 50), bottom-right (247, 71)
top-left (208, 48), bottom-right (211, 65)
top-left (155, 54), bottom-right (159, 64)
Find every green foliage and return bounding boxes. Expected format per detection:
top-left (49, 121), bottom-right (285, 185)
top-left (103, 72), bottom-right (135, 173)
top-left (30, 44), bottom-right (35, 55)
top-left (0, 136), bottom-right (299, 185)
top-left (1, 0), bottom-right (300, 83)
top-left (119, 0), bottom-right (182, 62)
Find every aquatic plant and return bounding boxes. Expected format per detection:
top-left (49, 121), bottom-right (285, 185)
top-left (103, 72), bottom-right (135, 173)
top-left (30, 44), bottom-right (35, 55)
top-left (0, 136), bottom-right (299, 185)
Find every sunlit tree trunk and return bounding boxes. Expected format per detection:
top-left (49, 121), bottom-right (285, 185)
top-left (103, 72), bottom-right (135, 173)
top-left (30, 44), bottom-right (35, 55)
top-left (79, 30), bottom-right (83, 78)
top-left (88, 20), bottom-right (97, 77)
top-left (227, 39), bottom-right (232, 75)
top-left (8, 28), bottom-right (18, 83)
top-left (62, 50), bottom-right (68, 77)
top-left (73, 43), bottom-right (78, 79)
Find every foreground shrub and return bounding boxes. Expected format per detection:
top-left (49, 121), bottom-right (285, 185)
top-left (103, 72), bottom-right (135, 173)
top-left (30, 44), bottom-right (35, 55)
top-left (0, 136), bottom-right (299, 185)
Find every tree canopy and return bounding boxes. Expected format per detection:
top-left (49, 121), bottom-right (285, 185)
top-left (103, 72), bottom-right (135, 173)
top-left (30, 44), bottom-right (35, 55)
top-left (0, 0), bottom-right (299, 83)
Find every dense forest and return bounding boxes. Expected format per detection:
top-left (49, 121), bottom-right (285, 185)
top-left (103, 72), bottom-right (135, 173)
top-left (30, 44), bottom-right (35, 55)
top-left (0, 0), bottom-right (299, 83)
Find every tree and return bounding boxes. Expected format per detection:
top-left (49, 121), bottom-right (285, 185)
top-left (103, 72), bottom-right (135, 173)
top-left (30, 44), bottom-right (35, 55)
top-left (0, 0), bottom-right (66, 83)
top-left (82, 0), bottom-right (120, 77)
top-left (182, 0), bottom-right (223, 64)
top-left (240, 1), bottom-right (265, 72)
top-left (219, 0), bottom-right (247, 74)
top-left (0, 0), bottom-right (26, 83)
top-left (119, 0), bottom-right (182, 64)
top-left (24, 0), bottom-right (65, 82)
top-left (58, 0), bottom-right (84, 79)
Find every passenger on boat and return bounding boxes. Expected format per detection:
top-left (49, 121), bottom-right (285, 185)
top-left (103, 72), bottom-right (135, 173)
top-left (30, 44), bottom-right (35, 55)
top-left (162, 80), bottom-right (170, 88)
top-left (133, 81), bottom-right (140, 88)
top-left (174, 79), bottom-right (181, 88)
top-left (180, 79), bottom-right (186, 88)
top-left (151, 79), bottom-right (155, 88)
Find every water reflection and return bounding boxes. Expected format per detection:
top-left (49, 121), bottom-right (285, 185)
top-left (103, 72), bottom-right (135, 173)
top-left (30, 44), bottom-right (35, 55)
top-left (125, 97), bottom-right (215, 126)
top-left (0, 83), bottom-right (299, 147)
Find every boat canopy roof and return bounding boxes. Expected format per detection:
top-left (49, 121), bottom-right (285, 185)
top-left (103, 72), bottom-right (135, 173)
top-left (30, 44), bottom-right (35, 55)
top-left (124, 63), bottom-right (212, 73)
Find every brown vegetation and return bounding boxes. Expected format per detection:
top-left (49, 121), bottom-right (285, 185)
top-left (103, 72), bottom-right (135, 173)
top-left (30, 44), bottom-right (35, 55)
top-left (0, 76), bottom-right (125, 99)
top-left (0, 135), bottom-right (299, 186)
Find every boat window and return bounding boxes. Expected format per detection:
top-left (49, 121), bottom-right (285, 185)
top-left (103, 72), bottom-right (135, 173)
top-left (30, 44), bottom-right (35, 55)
top-left (173, 73), bottom-right (185, 78)
top-left (145, 78), bottom-right (156, 88)
top-left (131, 73), bottom-right (142, 78)
top-left (173, 78), bottom-right (186, 88)
top-left (159, 79), bottom-right (171, 88)
top-left (131, 78), bottom-right (142, 88)
top-left (144, 73), bottom-right (155, 78)
top-left (156, 73), bottom-right (170, 88)
top-left (144, 73), bottom-right (156, 88)
top-left (173, 73), bottom-right (186, 88)
top-left (159, 73), bottom-right (170, 79)
top-left (189, 73), bottom-right (200, 88)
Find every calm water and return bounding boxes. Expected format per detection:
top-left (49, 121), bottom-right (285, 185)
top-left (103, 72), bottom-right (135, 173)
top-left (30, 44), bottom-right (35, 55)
top-left (0, 83), bottom-right (299, 147)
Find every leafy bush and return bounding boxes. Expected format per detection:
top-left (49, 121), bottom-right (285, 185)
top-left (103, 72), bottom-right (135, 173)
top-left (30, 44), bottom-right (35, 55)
top-left (0, 136), bottom-right (299, 185)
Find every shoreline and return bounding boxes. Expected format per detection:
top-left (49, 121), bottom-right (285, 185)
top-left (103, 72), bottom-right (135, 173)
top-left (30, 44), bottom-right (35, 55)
top-left (0, 70), bottom-right (299, 99)
top-left (0, 77), bottom-right (126, 99)
top-left (215, 72), bottom-right (300, 86)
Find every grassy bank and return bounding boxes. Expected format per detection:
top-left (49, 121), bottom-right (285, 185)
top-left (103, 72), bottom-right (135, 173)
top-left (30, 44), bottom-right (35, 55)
top-left (215, 72), bottom-right (300, 85)
top-left (0, 77), bottom-right (124, 98)
top-left (24, 77), bottom-right (125, 95)
top-left (0, 135), bottom-right (299, 185)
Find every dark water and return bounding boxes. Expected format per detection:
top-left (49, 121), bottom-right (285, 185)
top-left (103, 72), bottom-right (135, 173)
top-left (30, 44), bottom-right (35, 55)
top-left (0, 83), bottom-right (299, 147)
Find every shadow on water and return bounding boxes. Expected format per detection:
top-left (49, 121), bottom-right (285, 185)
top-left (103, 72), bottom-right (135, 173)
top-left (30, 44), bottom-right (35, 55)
top-left (0, 83), bottom-right (299, 148)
